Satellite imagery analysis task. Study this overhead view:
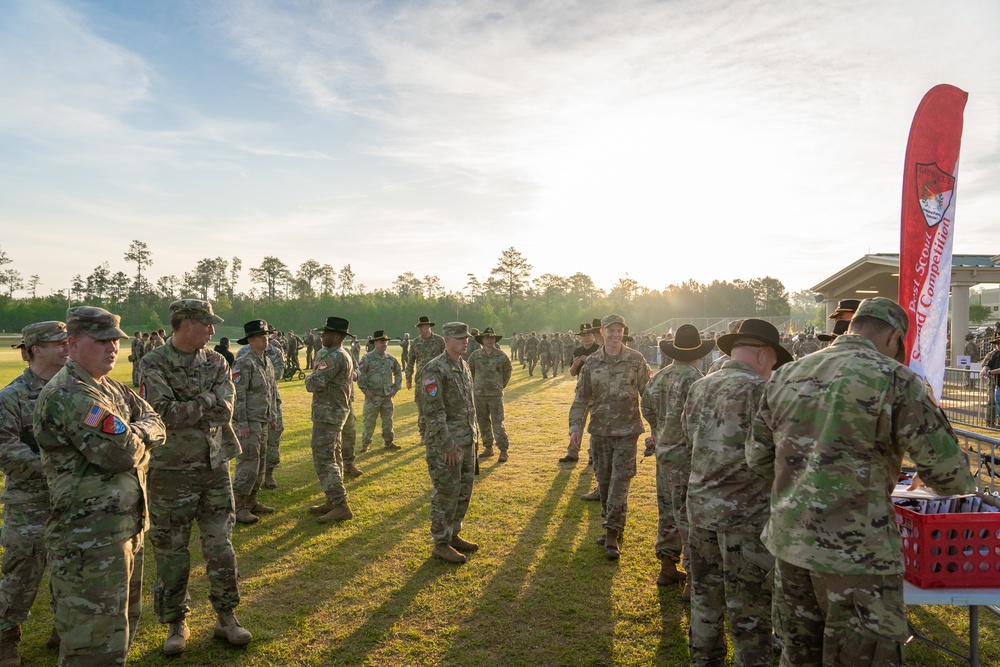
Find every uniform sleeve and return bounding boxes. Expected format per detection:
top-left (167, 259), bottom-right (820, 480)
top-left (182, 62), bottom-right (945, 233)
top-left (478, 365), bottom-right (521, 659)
top-left (355, 356), bottom-right (371, 393)
top-left (391, 357), bottom-right (403, 392)
top-left (501, 354), bottom-right (512, 388)
top-left (203, 357), bottom-right (235, 426)
top-left (420, 365), bottom-right (452, 453)
top-left (123, 383), bottom-right (166, 450)
top-left (569, 363), bottom-right (592, 434)
top-left (138, 357), bottom-right (215, 429)
top-left (0, 389), bottom-right (44, 477)
top-left (746, 388), bottom-right (776, 481)
top-left (636, 356), bottom-right (650, 397)
top-left (404, 345), bottom-right (415, 384)
top-left (306, 351), bottom-right (344, 393)
top-left (36, 387), bottom-right (154, 474)
top-left (232, 357), bottom-right (250, 426)
top-left (640, 382), bottom-right (658, 431)
top-left (895, 374), bottom-right (976, 495)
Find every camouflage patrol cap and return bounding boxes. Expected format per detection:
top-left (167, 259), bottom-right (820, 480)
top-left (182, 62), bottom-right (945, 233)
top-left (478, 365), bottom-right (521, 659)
top-left (601, 314), bottom-right (626, 329)
top-left (854, 297), bottom-right (909, 335)
top-left (13, 321), bottom-right (68, 349)
top-left (442, 322), bottom-right (472, 338)
top-left (169, 299), bottom-right (224, 325)
top-left (66, 306), bottom-right (129, 340)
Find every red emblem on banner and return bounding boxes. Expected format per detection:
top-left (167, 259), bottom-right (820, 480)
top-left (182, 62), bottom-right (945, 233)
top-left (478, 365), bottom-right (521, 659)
top-left (915, 162), bottom-right (955, 228)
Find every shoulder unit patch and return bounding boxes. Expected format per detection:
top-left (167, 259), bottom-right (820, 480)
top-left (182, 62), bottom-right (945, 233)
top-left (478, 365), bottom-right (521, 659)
top-left (423, 375), bottom-right (438, 397)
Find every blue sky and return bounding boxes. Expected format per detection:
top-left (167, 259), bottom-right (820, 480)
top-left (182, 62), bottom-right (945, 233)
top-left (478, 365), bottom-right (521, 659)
top-left (2, 0), bottom-right (998, 297)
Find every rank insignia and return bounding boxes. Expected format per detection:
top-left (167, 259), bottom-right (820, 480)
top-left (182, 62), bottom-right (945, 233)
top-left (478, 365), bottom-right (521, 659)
top-left (101, 413), bottom-right (127, 435)
top-left (232, 370), bottom-right (242, 384)
top-left (423, 376), bottom-right (438, 397)
top-left (83, 404), bottom-right (107, 428)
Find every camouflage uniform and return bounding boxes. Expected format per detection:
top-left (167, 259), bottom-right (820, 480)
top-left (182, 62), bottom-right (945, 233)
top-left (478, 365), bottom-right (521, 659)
top-left (35, 351), bottom-right (166, 666)
top-left (138, 337), bottom-right (244, 625)
top-left (357, 348), bottom-right (403, 449)
top-left (524, 334), bottom-right (539, 375)
top-left (304, 331), bottom-right (315, 368)
top-left (563, 335), bottom-right (576, 372)
top-left (640, 361), bottom-right (702, 571)
top-left (305, 342), bottom-right (354, 505)
top-left (748, 328), bottom-right (976, 666)
top-left (405, 332), bottom-right (446, 438)
top-left (231, 349), bottom-right (277, 498)
top-left (265, 339), bottom-right (285, 473)
top-left (462, 334), bottom-right (481, 361)
top-left (0, 367), bottom-right (55, 636)
top-left (538, 336), bottom-right (554, 378)
top-left (682, 359), bottom-right (773, 667)
top-left (130, 336), bottom-right (143, 386)
top-left (467, 346), bottom-right (512, 454)
top-left (569, 341), bottom-right (649, 536)
top-left (421, 342), bottom-right (478, 545)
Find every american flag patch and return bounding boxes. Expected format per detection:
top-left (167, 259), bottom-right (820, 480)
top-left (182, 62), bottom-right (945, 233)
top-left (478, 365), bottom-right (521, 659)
top-left (83, 405), bottom-right (106, 428)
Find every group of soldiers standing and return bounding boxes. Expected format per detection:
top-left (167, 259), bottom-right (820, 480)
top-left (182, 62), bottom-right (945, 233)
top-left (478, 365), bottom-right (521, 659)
top-left (0, 295), bottom-right (982, 666)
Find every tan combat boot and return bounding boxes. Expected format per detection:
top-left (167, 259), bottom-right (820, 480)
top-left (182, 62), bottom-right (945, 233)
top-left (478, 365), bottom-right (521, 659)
top-left (656, 558), bottom-right (685, 586)
top-left (432, 543), bottom-right (467, 564)
top-left (0, 626), bottom-right (21, 667)
top-left (580, 487), bottom-right (601, 501)
top-left (345, 463), bottom-right (364, 478)
top-left (317, 502), bottom-right (354, 523)
top-left (162, 620), bottom-right (190, 656)
top-left (497, 450), bottom-right (509, 463)
top-left (263, 468), bottom-right (278, 489)
top-left (249, 492), bottom-right (274, 515)
top-left (605, 528), bottom-right (620, 560)
top-left (309, 500), bottom-right (335, 515)
top-left (481, 446), bottom-right (495, 458)
top-left (450, 534), bottom-right (479, 553)
top-left (234, 496), bottom-right (259, 524)
top-left (214, 610), bottom-right (252, 646)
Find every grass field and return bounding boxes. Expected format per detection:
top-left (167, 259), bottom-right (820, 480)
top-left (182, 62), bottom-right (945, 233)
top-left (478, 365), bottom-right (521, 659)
top-left (1, 339), bottom-right (998, 666)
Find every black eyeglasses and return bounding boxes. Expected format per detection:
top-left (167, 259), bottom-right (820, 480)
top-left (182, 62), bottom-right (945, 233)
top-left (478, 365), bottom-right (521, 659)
top-left (731, 342), bottom-right (771, 349)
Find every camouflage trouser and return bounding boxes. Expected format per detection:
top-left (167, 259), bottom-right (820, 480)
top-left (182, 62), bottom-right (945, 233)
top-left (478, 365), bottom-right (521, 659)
top-left (362, 394), bottom-right (395, 447)
top-left (0, 502), bottom-right (53, 631)
top-left (265, 395), bottom-right (284, 470)
top-left (49, 533), bottom-right (143, 666)
top-left (540, 353), bottom-right (554, 376)
top-left (667, 466), bottom-right (690, 571)
top-left (233, 420), bottom-right (268, 496)
top-left (342, 407), bottom-right (357, 466)
top-left (526, 353), bottom-right (538, 375)
top-left (654, 456), bottom-right (682, 565)
top-left (311, 420), bottom-right (349, 504)
top-left (688, 527), bottom-right (774, 667)
top-left (415, 386), bottom-right (427, 439)
top-left (773, 559), bottom-right (906, 667)
top-left (474, 395), bottom-right (509, 451)
top-left (592, 434), bottom-right (638, 534)
top-left (148, 466), bottom-right (240, 623)
top-left (305, 347), bottom-right (314, 368)
top-left (131, 361), bottom-right (140, 386)
top-left (426, 442), bottom-right (476, 544)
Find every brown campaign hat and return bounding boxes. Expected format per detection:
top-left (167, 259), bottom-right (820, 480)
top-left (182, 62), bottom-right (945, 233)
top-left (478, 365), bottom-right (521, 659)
top-left (169, 298), bottom-right (224, 325)
top-left (828, 299), bottom-right (862, 320)
top-left (321, 316), bottom-right (353, 336)
top-left (659, 324), bottom-right (714, 362)
top-left (13, 321), bottom-right (68, 349)
top-left (475, 326), bottom-right (502, 343)
top-left (413, 315), bottom-right (436, 328)
top-left (237, 319), bottom-right (275, 345)
top-left (717, 318), bottom-right (793, 369)
top-left (66, 307), bottom-right (129, 341)
top-left (370, 330), bottom-right (391, 342)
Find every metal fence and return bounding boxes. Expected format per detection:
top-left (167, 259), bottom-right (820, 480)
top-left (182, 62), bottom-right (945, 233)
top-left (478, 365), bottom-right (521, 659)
top-left (955, 428), bottom-right (1000, 495)
top-left (941, 368), bottom-right (999, 431)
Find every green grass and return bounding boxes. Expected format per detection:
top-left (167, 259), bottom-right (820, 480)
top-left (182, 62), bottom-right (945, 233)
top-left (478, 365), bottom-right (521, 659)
top-left (1, 345), bottom-right (998, 665)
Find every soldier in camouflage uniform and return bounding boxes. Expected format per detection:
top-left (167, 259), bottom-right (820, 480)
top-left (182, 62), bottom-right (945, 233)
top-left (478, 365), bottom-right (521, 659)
top-left (748, 298), bottom-right (976, 666)
top-left (303, 329), bottom-right (315, 368)
top-left (263, 336), bottom-right (285, 487)
top-left (682, 319), bottom-right (792, 666)
top-left (231, 320), bottom-right (278, 524)
top-left (139, 299), bottom-right (252, 655)
top-left (569, 315), bottom-right (649, 560)
top-left (538, 334), bottom-right (554, 378)
top-left (357, 330), bottom-right (403, 452)
top-left (304, 316), bottom-right (357, 523)
top-left (405, 316), bottom-right (446, 441)
top-left (34, 307), bottom-right (166, 666)
top-left (467, 327), bottom-right (513, 462)
top-left (562, 332), bottom-right (576, 374)
top-left (421, 322), bottom-right (479, 564)
top-left (0, 322), bottom-right (69, 663)
top-left (640, 324), bottom-right (714, 592)
top-left (462, 328), bottom-right (481, 361)
top-left (524, 332), bottom-right (539, 376)
top-left (129, 330), bottom-right (143, 386)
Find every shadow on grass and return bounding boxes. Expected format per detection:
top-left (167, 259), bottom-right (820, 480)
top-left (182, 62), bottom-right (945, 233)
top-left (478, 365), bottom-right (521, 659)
top-left (437, 467), bottom-right (615, 666)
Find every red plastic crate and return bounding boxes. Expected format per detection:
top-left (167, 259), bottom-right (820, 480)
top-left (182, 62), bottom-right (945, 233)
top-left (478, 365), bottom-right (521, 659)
top-left (894, 504), bottom-right (1000, 588)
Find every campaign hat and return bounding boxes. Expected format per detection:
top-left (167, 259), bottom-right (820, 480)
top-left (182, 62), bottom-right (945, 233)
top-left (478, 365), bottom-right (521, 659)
top-left (66, 307), bottom-right (129, 341)
top-left (321, 316), bottom-right (353, 336)
top-left (828, 299), bottom-right (862, 320)
top-left (237, 319), bottom-right (274, 345)
top-left (659, 324), bottom-right (715, 362)
top-left (475, 327), bottom-right (502, 344)
top-left (817, 319), bottom-right (850, 343)
top-left (170, 299), bottom-right (224, 325)
top-left (414, 315), bottom-right (436, 328)
top-left (14, 321), bottom-right (68, 349)
top-left (575, 323), bottom-right (594, 335)
top-left (370, 330), bottom-right (391, 342)
top-left (717, 318), bottom-right (793, 369)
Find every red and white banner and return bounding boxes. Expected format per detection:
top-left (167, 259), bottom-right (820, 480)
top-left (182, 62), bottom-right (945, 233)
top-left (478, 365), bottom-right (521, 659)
top-left (898, 84), bottom-right (967, 401)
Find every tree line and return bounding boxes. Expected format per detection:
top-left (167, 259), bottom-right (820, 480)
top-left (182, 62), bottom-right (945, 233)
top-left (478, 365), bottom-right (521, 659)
top-left (0, 243), bottom-right (819, 337)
